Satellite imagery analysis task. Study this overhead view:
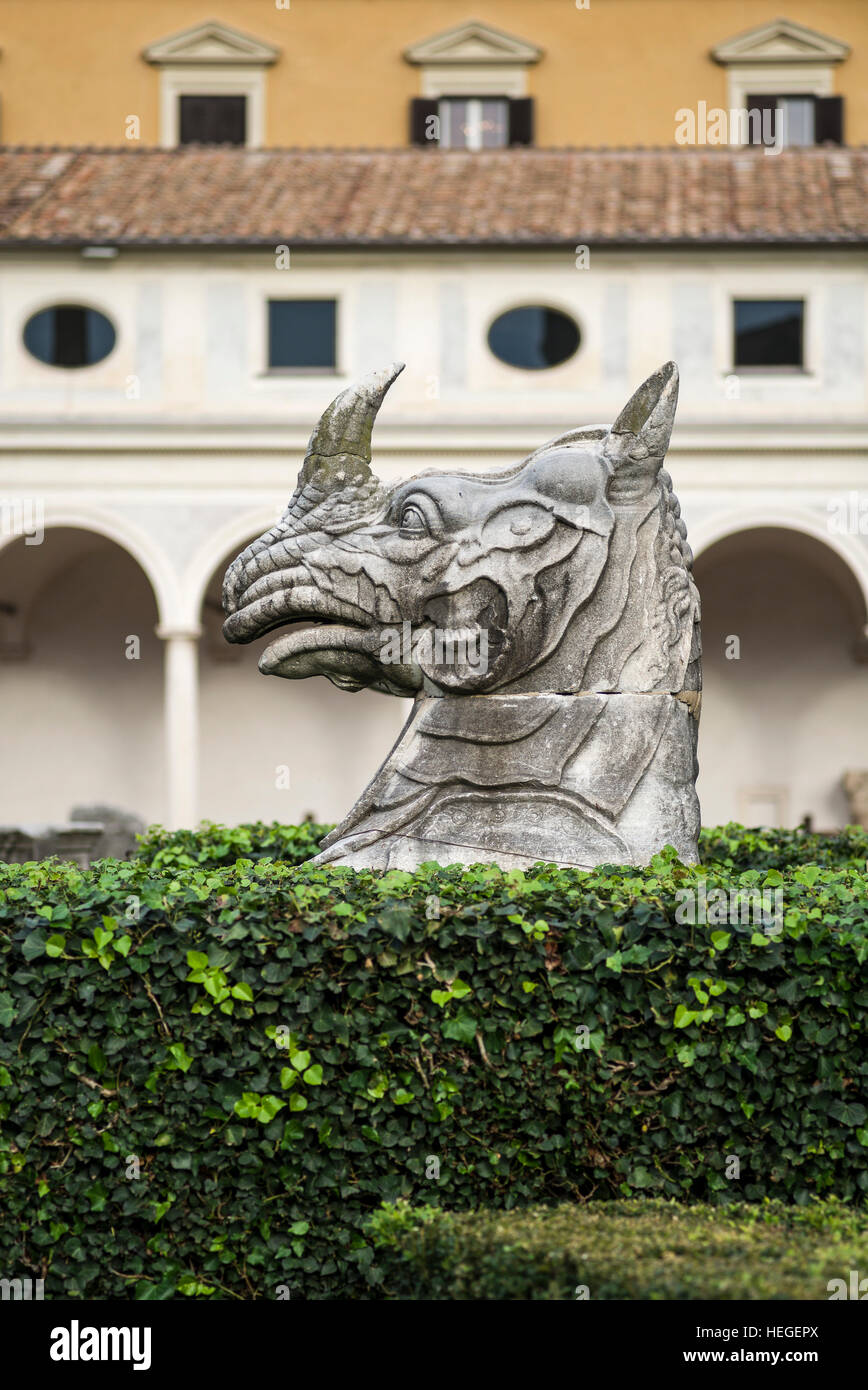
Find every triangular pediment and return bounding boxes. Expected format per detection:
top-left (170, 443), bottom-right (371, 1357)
top-left (143, 20), bottom-right (280, 66)
top-left (712, 18), bottom-right (850, 65)
top-left (404, 20), bottom-right (542, 66)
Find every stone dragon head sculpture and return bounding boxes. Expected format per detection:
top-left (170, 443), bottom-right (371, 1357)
top-left (223, 363), bottom-right (701, 870)
top-left (223, 361), bottom-right (700, 698)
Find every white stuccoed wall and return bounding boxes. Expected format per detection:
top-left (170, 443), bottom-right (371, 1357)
top-left (0, 247), bottom-right (866, 831)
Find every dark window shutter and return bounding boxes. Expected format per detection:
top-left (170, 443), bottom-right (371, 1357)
top-left (409, 98), bottom-right (440, 146)
top-left (179, 95), bottom-right (246, 145)
top-left (814, 95), bottom-right (844, 145)
top-left (745, 95), bottom-right (776, 146)
top-left (54, 307), bottom-right (87, 367)
top-left (508, 97), bottom-right (534, 147)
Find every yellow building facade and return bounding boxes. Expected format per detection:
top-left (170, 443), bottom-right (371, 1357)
top-left (0, 0), bottom-right (866, 149)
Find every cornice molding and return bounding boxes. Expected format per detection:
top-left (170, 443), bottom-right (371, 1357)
top-left (143, 20), bottom-right (280, 68)
top-left (712, 18), bottom-right (850, 67)
top-left (404, 20), bottom-right (542, 67)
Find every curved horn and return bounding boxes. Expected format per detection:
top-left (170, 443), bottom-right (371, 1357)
top-left (299, 361), bottom-right (404, 489)
top-left (604, 361), bottom-right (679, 502)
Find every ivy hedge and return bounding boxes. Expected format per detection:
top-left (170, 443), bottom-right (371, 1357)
top-left (0, 827), bottom-right (866, 1299)
top-left (369, 1197), bottom-right (868, 1300)
top-left (132, 818), bottom-right (868, 874)
top-left (133, 820), bottom-right (329, 870)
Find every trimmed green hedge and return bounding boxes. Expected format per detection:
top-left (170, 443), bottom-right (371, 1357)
top-left (129, 819), bottom-right (868, 875)
top-left (370, 1197), bottom-right (868, 1300)
top-left (698, 823), bottom-right (868, 873)
top-left (133, 820), bottom-right (328, 870)
top-left (0, 831), bottom-right (866, 1299)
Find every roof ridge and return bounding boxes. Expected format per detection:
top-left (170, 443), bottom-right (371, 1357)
top-left (1, 143), bottom-right (866, 156)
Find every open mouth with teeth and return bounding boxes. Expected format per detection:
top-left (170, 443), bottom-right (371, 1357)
top-left (224, 604), bottom-right (379, 691)
top-left (223, 569), bottom-right (510, 694)
top-left (222, 573), bottom-right (419, 693)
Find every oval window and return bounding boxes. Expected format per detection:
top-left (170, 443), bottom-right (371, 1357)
top-left (488, 305), bottom-right (580, 370)
top-left (23, 305), bottom-right (116, 368)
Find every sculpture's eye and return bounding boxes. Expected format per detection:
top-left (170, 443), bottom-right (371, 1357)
top-left (399, 503), bottom-right (428, 536)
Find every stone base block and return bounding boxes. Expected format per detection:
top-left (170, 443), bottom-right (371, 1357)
top-left (314, 691), bottom-right (700, 871)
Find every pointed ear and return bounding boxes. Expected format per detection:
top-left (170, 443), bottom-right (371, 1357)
top-left (604, 361), bottom-right (679, 501)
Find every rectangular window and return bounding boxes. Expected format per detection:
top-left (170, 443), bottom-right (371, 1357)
top-left (745, 94), bottom-right (843, 147)
top-left (437, 98), bottom-right (509, 150)
top-left (410, 97), bottom-right (533, 147)
top-left (179, 95), bottom-right (247, 145)
top-left (779, 96), bottom-right (815, 146)
top-left (733, 300), bottom-right (804, 369)
top-left (268, 300), bottom-right (337, 371)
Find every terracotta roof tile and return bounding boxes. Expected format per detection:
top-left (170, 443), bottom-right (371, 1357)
top-left (0, 146), bottom-right (865, 246)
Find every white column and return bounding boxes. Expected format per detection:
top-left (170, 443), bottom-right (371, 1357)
top-left (157, 624), bottom-right (201, 829)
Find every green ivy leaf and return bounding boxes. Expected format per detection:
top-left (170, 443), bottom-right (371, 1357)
top-left (829, 1101), bottom-right (867, 1128)
top-left (167, 1043), bottom-right (193, 1072)
top-left (86, 1182), bottom-right (108, 1211)
top-left (441, 1010), bottom-right (477, 1044)
top-left (22, 930), bottom-right (47, 961)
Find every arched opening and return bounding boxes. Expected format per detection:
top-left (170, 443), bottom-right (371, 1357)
top-left (197, 543), bottom-right (410, 827)
top-left (693, 526), bottom-right (868, 830)
top-left (0, 527), bottom-right (164, 824)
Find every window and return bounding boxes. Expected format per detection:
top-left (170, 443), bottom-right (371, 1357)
top-left (143, 21), bottom-right (280, 149)
top-left (777, 96), bottom-right (815, 146)
top-left (438, 98), bottom-right (508, 150)
top-left (268, 300), bottom-right (337, 371)
top-left (733, 300), bottom-right (803, 369)
top-left (23, 305), bottom-right (116, 368)
top-left (410, 96), bottom-right (533, 147)
top-left (488, 306), bottom-right (580, 371)
top-left (712, 19), bottom-right (849, 147)
top-left (745, 93), bottom-right (842, 147)
top-left (179, 94), bottom-right (246, 145)
top-left (404, 21), bottom-right (540, 149)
